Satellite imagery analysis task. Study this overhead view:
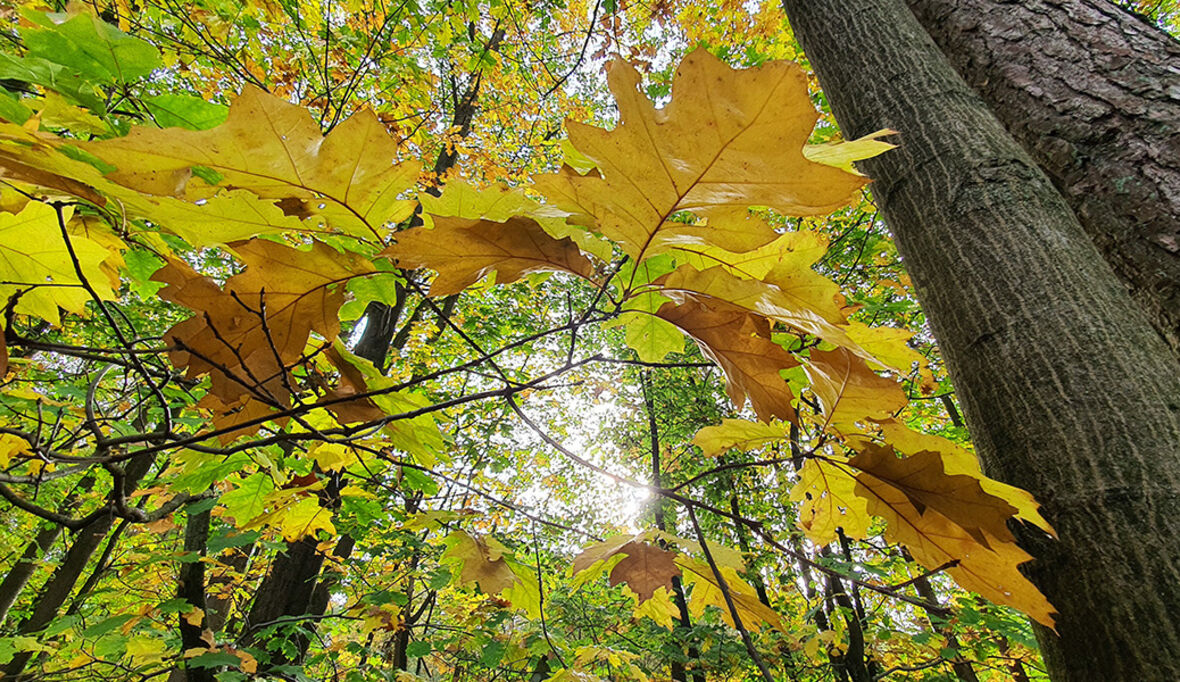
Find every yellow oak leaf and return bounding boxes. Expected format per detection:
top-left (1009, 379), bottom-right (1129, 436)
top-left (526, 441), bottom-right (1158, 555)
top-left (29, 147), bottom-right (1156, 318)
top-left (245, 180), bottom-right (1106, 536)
top-left (535, 48), bottom-right (872, 260)
top-left (849, 444), bottom-right (1020, 545)
top-left (856, 476), bottom-right (1055, 627)
top-left (789, 458), bottom-right (871, 544)
top-left (803, 347), bottom-right (908, 426)
top-left (870, 419), bottom-right (1053, 535)
top-left (0, 202), bottom-right (116, 325)
top-left (0, 433), bottom-right (31, 468)
top-left (677, 556), bottom-right (784, 632)
top-left (442, 530), bottom-right (519, 595)
top-left (692, 418), bottom-right (790, 457)
top-left (420, 178), bottom-right (611, 261)
top-left (79, 87), bottom-right (419, 238)
top-left (380, 216), bottom-right (595, 296)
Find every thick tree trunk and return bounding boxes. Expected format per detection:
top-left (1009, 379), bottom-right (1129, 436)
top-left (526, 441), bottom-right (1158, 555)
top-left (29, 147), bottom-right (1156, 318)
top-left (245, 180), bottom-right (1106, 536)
top-left (906, 0), bottom-right (1180, 357)
top-left (781, 0), bottom-right (1180, 680)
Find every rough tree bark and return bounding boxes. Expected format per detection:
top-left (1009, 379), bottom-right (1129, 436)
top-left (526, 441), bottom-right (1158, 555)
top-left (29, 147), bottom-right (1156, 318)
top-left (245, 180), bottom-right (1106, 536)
top-left (781, 0), bottom-right (1180, 679)
top-left (906, 0), bottom-right (1180, 356)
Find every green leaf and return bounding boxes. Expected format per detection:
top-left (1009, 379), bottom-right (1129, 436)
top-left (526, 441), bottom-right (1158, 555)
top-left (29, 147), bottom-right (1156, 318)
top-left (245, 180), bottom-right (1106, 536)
top-left (143, 94), bottom-right (229, 130)
top-left (22, 13), bottom-right (162, 85)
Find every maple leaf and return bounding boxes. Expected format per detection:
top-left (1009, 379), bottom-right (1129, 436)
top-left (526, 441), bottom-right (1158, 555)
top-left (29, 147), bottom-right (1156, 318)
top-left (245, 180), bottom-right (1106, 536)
top-left (607, 542), bottom-right (683, 603)
top-left (535, 48), bottom-right (878, 260)
top-left (656, 295), bottom-right (798, 422)
top-left (380, 216), bottom-right (596, 296)
top-left (848, 444), bottom-right (1020, 545)
top-left (442, 530), bottom-right (520, 595)
top-left (78, 87), bottom-right (420, 238)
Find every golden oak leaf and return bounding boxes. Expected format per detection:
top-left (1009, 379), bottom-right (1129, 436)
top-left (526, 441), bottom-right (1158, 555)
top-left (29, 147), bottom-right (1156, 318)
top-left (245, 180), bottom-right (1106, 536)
top-left (661, 264), bottom-right (847, 333)
top-left (0, 124), bottom-right (110, 206)
top-left (0, 122), bottom-right (324, 247)
top-left (677, 556), bottom-right (784, 632)
top-left (380, 216), bottom-right (595, 296)
top-left (443, 530), bottom-right (519, 595)
top-left (420, 179), bottom-right (611, 261)
top-left (535, 48), bottom-right (872, 260)
top-left (79, 87), bottom-right (419, 238)
top-left (843, 320), bottom-right (925, 375)
top-left (870, 419), bottom-right (1053, 535)
top-left (692, 419), bottom-right (791, 457)
top-left (656, 295), bottom-right (797, 422)
top-left (607, 542), bottom-right (683, 603)
top-left (789, 458), bottom-right (871, 544)
top-left (156, 239), bottom-right (372, 409)
top-left (803, 347), bottom-right (907, 426)
top-left (849, 444), bottom-right (1019, 545)
top-left (669, 230), bottom-right (829, 282)
top-left (0, 202), bottom-right (117, 325)
top-left (855, 476), bottom-right (1055, 627)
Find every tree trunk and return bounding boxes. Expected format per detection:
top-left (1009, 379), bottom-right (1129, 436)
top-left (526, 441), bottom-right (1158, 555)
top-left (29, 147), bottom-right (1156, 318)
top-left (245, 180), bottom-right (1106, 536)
top-left (0, 524), bottom-right (62, 627)
top-left (177, 506), bottom-right (214, 682)
top-left (781, 1), bottom-right (1180, 679)
top-left (906, 0), bottom-right (1180, 357)
top-left (3, 455), bottom-right (154, 678)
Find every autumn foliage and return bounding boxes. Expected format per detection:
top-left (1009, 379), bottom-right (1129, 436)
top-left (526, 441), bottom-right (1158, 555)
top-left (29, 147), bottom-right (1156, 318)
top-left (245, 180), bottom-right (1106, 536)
top-left (0, 4), bottom-right (1055, 680)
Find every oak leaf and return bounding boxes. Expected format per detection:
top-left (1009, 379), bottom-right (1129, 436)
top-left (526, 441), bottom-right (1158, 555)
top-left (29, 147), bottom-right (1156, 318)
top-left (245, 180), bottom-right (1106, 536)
top-left (535, 48), bottom-right (874, 260)
top-left (656, 295), bottom-right (798, 422)
top-left (607, 542), bottom-right (683, 602)
top-left (79, 87), bottom-right (419, 238)
top-left (692, 419), bottom-right (790, 458)
top-left (0, 202), bottom-right (118, 325)
top-left (803, 347), bottom-right (907, 426)
top-left (443, 530), bottom-right (519, 595)
top-left (677, 557), bottom-right (784, 632)
top-left (155, 238), bottom-right (371, 421)
top-left (789, 458), bottom-right (871, 544)
top-left (380, 216), bottom-right (595, 296)
top-left (870, 420), bottom-right (1052, 535)
top-left (849, 444), bottom-right (1019, 545)
top-left (855, 476), bottom-right (1055, 627)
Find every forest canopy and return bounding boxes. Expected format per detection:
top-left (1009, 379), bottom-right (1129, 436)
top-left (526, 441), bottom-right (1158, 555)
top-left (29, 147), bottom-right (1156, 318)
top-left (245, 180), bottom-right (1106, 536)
top-left (0, 0), bottom-right (1173, 680)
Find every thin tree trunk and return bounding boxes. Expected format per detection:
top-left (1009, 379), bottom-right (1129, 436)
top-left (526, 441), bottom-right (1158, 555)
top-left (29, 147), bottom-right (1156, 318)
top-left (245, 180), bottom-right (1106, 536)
top-left (178, 506), bottom-right (214, 682)
top-left (909, 569), bottom-right (979, 682)
top-left (3, 455), bottom-right (154, 679)
top-left (0, 524), bottom-right (62, 627)
top-left (907, 0), bottom-right (1180, 357)
top-left (781, 0), bottom-right (1180, 679)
